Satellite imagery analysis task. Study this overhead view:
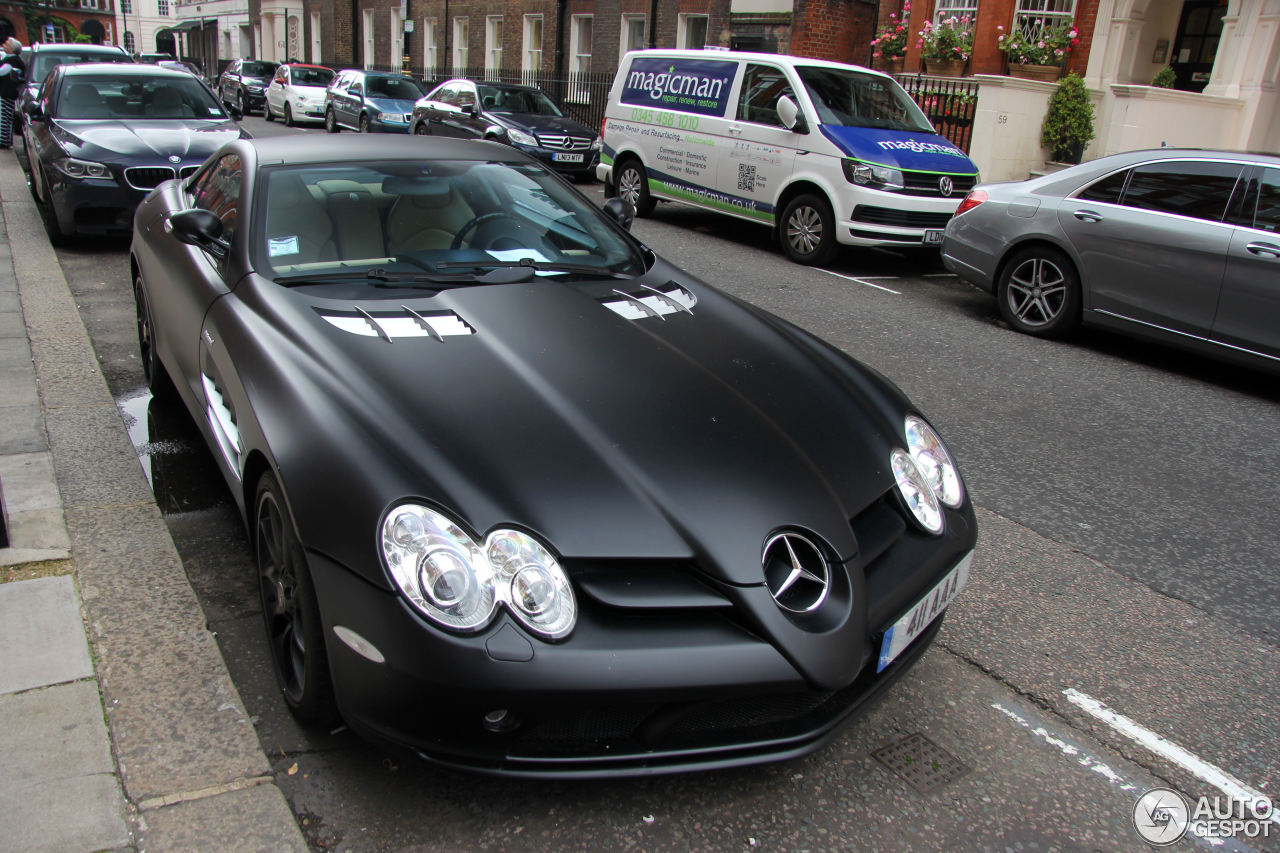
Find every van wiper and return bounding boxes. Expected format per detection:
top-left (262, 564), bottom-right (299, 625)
top-left (434, 258), bottom-right (631, 279)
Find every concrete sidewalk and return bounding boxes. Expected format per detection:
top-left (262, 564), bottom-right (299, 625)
top-left (0, 151), bottom-right (307, 851)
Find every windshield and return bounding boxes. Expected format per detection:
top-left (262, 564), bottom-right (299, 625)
top-left (367, 76), bottom-right (425, 100)
top-left (55, 74), bottom-right (227, 120)
top-left (796, 66), bottom-right (933, 133)
top-left (32, 51), bottom-right (131, 83)
top-left (477, 85), bottom-right (563, 116)
top-left (259, 159), bottom-right (644, 282)
top-left (291, 66), bottom-right (334, 87)
top-left (241, 61), bottom-right (277, 78)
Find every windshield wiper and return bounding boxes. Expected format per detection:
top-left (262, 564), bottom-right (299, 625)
top-left (434, 258), bottom-right (631, 278)
top-left (273, 267), bottom-right (473, 287)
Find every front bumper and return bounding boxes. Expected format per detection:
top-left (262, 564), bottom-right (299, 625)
top-left (837, 190), bottom-right (963, 248)
top-left (514, 145), bottom-right (600, 177)
top-left (47, 174), bottom-right (148, 235)
top-left (370, 114), bottom-right (413, 133)
top-left (241, 90), bottom-right (267, 110)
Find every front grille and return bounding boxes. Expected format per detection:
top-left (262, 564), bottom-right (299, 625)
top-left (179, 165), bottom-right (200, 179)
top-left (537, 134), bottom-right (592, 151)
top-left (901, 171), bottom-right (978, 198)
top-left (124, 166), bottom-right (176, 190)
top-left (851, 205), bottom-right (954, 230)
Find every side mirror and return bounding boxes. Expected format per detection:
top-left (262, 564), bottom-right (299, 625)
top-left (228, 103), bottom-right (243, 120)
top-left (169, 209), bottom-right (229, 259)
top-left (603, 197), bottom-right (635, 231)
top-left (777, 95), bottom-right (808, 134)
top-left (24, 102), bottom-right (44, 122)
top-left (465, 103), bottom-right (479, 116)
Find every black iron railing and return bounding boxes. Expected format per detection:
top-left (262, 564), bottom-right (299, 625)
top-left (894, 73), bottom-right (981, 154)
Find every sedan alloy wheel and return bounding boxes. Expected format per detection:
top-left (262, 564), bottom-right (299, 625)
top-left (997, 247), bottom-right (1081, 338)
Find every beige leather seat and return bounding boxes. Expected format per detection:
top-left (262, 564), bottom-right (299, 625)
top-left (265, 173), bottom-right (337, 265)
top-left (318, 180), bottom-right (385, 259)
top-left (384, 181), bottom-right (475, 254)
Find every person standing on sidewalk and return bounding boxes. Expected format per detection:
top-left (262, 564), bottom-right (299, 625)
top-left (0, 37), bottom-right (25, 149)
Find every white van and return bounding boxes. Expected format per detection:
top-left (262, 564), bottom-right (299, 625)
top-left (598, 50), bottom-right (980, 264)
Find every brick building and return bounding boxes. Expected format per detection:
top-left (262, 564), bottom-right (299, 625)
top-left (0, 0), bottom-right (119, 47)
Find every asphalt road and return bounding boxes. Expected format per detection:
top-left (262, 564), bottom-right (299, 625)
top-left (26, 113), bottom-right (1280, 852)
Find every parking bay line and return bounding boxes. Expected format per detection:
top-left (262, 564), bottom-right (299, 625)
top-left (1064, 688), bottom-right (1280, 828)
top-left (818, 269), bottom-right (901, 294)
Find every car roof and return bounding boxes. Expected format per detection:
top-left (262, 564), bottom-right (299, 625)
top-left (31, 43), bottom-right (130, 54)
top-left (244, 134), bottom-right (523, 167)
top-left (61, 62), bottom-right (197, 79)
top-left (284, 63), bottom-right (330, 70)
top-left (619, 48), bottom-right (885, 77)
top-left (1098, 147), bottom-right (1280, 168)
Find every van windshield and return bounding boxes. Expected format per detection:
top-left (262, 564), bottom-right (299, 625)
top-left (795, 66), bottom-right (933, 133)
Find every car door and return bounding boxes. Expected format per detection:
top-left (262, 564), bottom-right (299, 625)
top-left (266, 65), bottom-right (286, 115)
top-left (220, 60), bottom-right (240, 104)
top-left (1057, 158), bottom-right (1243, 335)
top-left (716, 62), bottom-right (798, 220)
top-left (145, 154), bottom-right (242, 402)
top-left (342, 76), bottom-right (364, 127)
top-left (1213, 165), bottom-right (1280, 359)
top-left (441, 82), bottom-right (482, 137)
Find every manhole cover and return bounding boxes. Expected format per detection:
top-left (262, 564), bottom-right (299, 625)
top-left (871, 732), bottom-right (970, 793)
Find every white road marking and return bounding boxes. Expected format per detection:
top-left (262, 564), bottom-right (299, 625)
top-left (1063, 688), bottom-right (1280, 829)
top-left (818, 269), bottom-right (901, 294)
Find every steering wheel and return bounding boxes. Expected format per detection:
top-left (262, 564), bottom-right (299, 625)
top-left (451, 212), bottom-right (522, 250)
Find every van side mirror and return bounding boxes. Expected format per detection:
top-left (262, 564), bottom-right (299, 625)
top-left (778, 95), bottom-right (808, 134)
top-left (169, 209), bottom-right (229, 259)
top-left (602, 197), bottom-right (635, 231)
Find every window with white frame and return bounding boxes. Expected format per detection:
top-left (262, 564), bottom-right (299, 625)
top-left (568, 15), bottom-right (592, 101)
top-left (391, 8), bottom-right (404, 69)
top-left (486, 16), bottom-right (502, 73)
top-left (1014, 0), bottom-right (1075, 40)
top-left (157, 0), bottom-right (169, 15)
top-left (933, 0), bottom-right (978, 24)
top-left (80, 0), bottom-right (98, 9)
top-left (453, 18), bottom-right (469, 74)
top-left (522, 15), bottom-right (542, 80)
top-left (677, 14), bottom-right (707, 49)
top-left (621, 15), bottom-right (646, 64)
top-left (424, 19), bottom-right (437, 77)
top-left (124, 30), bottom-right (135, 53)
top-left (310, 12), bottom-right (321, 63)
top-left (363, 10), bottom-right (375, 68)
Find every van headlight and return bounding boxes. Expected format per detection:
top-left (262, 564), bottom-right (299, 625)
top-left (841, 158), bottom-right (904, 191)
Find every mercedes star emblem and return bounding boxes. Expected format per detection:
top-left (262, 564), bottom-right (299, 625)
top-left (762, 532), bottom-right (830, 614)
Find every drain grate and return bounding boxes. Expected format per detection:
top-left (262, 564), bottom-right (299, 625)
top-left (871, 732), bottom-right (970, 793)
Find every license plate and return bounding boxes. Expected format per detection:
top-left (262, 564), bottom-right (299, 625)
top-left (553, 152), bottom-right (584, 163)
top-left (923, 229), bottom-right (944, 245)
top-left (877, 552), bottom-right (972, 672)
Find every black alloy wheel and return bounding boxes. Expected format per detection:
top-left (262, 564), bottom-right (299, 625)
top-left (133, 275), bottom-right (177, 400)
top-left (616, 159), bottom-right (655, 216)
top-left (36, 166), bottom-right (68, 246)
top-left (255, 472), bottom-right (338, 726)
top-left (413, 121), bottom-right (428, 135)
top-left (996, 246), bottom-right (1082, 338)
top-left (239, 91), bottom-right (249, 116)
top-left (780, 193), bottom-right (837, 265)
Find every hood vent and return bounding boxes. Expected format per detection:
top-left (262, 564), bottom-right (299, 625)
top-left (319, 306), bottom-right (475, 343)
top-left (601, 283), bottom-right (696, 321)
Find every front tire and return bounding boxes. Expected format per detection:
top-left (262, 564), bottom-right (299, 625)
top-left (413, 121), bottom-right (428, 135)
top-left (616, 159), bottom-right (655, 216)
top-left (133, 274), bottom-right (178, 401)
top-left (283, 103), bottom-right (294, 127)
top-left (996, 246), bottom-right (1082, 338)
top-left (325, 108), bottom-right (339, 133)
top-left (239, 91), bottom-right (250, 116)
top-left (358, 113), bottom-right (370, 134)
top-left (36, 167), bottom-right (69, 246)
top-left (780, 193), bottom-right (837, 265)
top-left (255, 472), bottom-right (339, 727)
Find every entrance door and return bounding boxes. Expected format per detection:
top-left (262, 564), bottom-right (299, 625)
top-left (1170, 0), bottom-right (1226, 93)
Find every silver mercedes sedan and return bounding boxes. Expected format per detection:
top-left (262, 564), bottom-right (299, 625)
top-left (941, 148), bottom-right (1280, 376)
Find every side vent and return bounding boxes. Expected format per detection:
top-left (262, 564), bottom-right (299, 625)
top-left (202, 372), bottom-right (243, 482)
top-left (601, 283), bottom-right (697, 321)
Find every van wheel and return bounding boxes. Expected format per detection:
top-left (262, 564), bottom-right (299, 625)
top-left (617, 160), bottom-right (655, 216)
top-left (780, 193), bottom-right (837, 265)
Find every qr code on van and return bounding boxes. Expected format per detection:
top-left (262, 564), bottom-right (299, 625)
top-left (737, 164), bottom-right (756, 192)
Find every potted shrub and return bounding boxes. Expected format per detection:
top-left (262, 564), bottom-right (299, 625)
top-left (870, 1), bottom-right (911, 75)
top-left (917, 15), bottom-right (973, 76)
top-left (997, 22), bottom-right (1079, 81)
top-left (1152, 66), bottom-right (1176, 88)
top-left (1040, 72), bottom-right (1094, 164)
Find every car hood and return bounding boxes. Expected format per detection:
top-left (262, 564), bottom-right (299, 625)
top-left (51, 119), bottom-right (242, 162)
top-left (240, 76), bottom-right (271, 88)
top-left (259, 273), bottom-right (904, 584)
top-left (285, 84), bottom-right (328, 97)
top-left (494, 113), bottom-right (594, 138)
top-left (368, 97), bottom-right (417, 113)
top-left (819, 126), bottom-right (978, 175)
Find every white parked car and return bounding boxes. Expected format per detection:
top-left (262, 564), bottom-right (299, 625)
top-left (265, 63), bottom-right (336, 126)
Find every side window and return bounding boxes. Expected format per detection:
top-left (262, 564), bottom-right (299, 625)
top-left (189, 155), bottom-right (241, 244)
top-left (350, 81), bottom-right (363, 97)
top-left (274, 67), bottom-right (287, 84)
top-left (736, 64), bottom-right (795, 127)
top-left (456, 84), bottom-right (477, 109)
top-left (1252, 168), bottom-right (1280, 233)
top-left (1077, 169), bottom-right (1129, 204)
top-left (1120, 161), bottom-right (1244, 222)
top-left (436, 84), bottom-right (458, 106)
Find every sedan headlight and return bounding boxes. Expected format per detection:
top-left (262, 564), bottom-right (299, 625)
top-left (890, 449), bottom-right (943, 534)
top-left (841, 158), bottom-right (904, 191)
top-left (54, 157), bottom-right (111, 180)
top-left (381, 505), bottom-right (576, 639)
top-left (247, 84), bottom-right (264, 94)
top-left (506, 127), bottom-right (537, 146)
top-left (590, 136), bottom-right (602, 151)
top-left (904, 415), bottom-right (964, 508)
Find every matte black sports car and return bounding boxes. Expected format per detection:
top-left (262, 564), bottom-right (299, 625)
top-left (411, 79), bottom-right (600, 180)
top-left (24, 63), bottom-right (245, 242)
top-left (131, 135), bottom-right (976, 777)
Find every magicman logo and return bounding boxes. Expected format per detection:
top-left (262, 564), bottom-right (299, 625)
top-left (621, 57), bottom-right (738, 118)
top-left (876, 138), bottom-right (968, 158)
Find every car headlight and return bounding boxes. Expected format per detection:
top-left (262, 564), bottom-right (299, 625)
top-left (54, 157), bottom-right (111, 180)
top-left (590, 136), bottom-right (602, 151)
top-left (890, 448), bottom-right (943, 534)
top-left (904, 415), bottom-right (963, 508)
top-left (506, 127), bottom-right (537, 146)
top-left (841, 158), bottom-right (904, 191)
top-left (381, 505), bottom-right (576, 639)
top-left (247, 85), bottom-right (264, 94)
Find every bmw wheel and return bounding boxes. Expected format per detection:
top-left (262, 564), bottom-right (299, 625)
top-left (616, 159), bottom-right (655, 216)
top-left (996, 246), bottom-right (1082, 338)
top-left (255, 471), bottom-right (338, 726)
top-left (325, 108), bottom-right (339, 133)
top-left (36, 167), bottom-right (68, 246)
top-left (780, 193), bottom-right (837, 265)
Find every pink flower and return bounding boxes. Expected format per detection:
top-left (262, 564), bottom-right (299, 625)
top-left (996, 24), bottom-right (1004, 31)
